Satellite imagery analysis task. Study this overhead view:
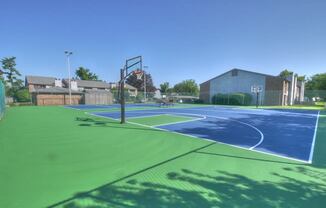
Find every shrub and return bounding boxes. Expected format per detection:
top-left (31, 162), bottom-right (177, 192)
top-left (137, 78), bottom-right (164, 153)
top-left (212, 93), bottom-right (252, 105)
top-left (212, 93), bottom-right (228, 105)
top-left (14, 88), bottom-right (31, 102)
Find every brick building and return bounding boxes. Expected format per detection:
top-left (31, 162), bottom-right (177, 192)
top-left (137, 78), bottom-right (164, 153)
top-left (199, 68), bottom-right (305, 106)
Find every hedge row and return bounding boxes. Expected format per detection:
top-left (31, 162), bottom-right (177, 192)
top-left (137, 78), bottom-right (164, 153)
top-left (211, 93), bottom-right (252, 105)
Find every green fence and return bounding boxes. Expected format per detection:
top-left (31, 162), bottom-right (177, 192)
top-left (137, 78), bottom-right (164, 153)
top-left (0, 81), bottom-right (5, 119)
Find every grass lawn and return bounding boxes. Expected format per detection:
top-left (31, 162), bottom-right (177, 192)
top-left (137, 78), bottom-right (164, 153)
top-left (0, 106), bottom-right (325, 208)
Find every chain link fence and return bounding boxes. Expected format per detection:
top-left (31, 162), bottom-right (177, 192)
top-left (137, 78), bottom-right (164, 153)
top-left (206, 90), bottom-right (326, 107)
top-left (112, 90), bottom-right (200, 104)
top-left (0, 81), bottom-right (5, 119)
top-left (112, 87), bottom-right (325, 108)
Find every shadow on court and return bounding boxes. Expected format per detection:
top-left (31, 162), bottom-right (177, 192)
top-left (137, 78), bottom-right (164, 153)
top-left (57, 111), bottom-right (326, 207)
top-left (75, 117), bottom-right (162, 132)
top-left (55, 166), bottom-right (326, 208)
top-left (46, 137), bottom-right (326, 208)
top-left (194, 151), bottom-right (305, 166)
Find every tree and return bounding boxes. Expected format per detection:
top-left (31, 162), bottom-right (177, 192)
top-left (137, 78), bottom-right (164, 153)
top-left (305, 73), bottom-right (326, 90)
top-left (173, 79), bottom-right (199, 96)
top-left (1, 57), bottom-right (23, 97)
top-left (126, 72), bottom-right (156, 92)
top-left (279, 69), bottom-right (306, 82)
top-left (297, 75), bottom-right (306, 81)
top-left (75, 67), bottom-right (98, 80)
top-left (15, 88), bottom-right (31, 102)
top-left (160, 82), bottom-right (170, 93)
top-left (279, 69), bottom-right (293, 78)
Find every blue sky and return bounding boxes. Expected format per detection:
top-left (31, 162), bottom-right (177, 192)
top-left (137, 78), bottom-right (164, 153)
top-left (1, 0), bottom-right (326, 86)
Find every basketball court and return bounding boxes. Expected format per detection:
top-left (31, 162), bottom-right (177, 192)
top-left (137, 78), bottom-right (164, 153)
top-left (84, 105), bottom-right (320, 163)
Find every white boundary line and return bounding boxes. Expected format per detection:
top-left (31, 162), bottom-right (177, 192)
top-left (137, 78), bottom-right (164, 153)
top-left (187, 107), bottom-right (319, 118)
top-left (90, 111), bottom-right (264, 149)
top-left (120, 114), bottom-right (166, 120)
top-left (95, 112), bottom-right (201, 122)
top-left (85, 109), bottom-right (310, 164)
top-left (147, 111), bottom-right (265, 150)
top-left (308, 110), bottom-right (321, 163)
top-left (153, 114), bottom-right (206, 127)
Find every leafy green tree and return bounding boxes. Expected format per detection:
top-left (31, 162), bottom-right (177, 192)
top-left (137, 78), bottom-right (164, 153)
top-left (279, 69), bottom-right (293, 78)
top-left (160, 82), bottom-right (170, 93)
top-left (75, 67), bottom-right (98, 80)
top-left (173, 79), bottom-right (199, 96)
top-left (0, 70), bottom-right (4, 83)
top-left (297, 75), bottom-right (306, 81)
top-left (15, 88), bottom-right (31, 102)
top-left (305, 73), bottom-right (326, 90)
top-left (1, 57), bottom-right (23, 97)
top-left (279, 69), bottom-right (306, 82)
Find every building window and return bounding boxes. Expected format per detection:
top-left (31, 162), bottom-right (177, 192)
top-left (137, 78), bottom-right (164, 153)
top-left (232, 70), bottom-right (238, 76)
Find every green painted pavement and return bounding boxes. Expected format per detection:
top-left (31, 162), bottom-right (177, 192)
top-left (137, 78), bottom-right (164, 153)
top-left (0, 106), bottom-right (325, 208)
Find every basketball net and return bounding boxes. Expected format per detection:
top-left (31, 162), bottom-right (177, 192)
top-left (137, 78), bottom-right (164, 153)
top-left (133, 70), bottom-right (144, 80)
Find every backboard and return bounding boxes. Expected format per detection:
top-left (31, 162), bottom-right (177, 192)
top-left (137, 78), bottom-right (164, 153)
top-left (251, 85), bottom-right (263, 93)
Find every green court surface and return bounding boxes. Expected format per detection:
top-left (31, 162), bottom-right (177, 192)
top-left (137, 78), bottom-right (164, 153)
top-left (0, 106), bottom-right (325, 208)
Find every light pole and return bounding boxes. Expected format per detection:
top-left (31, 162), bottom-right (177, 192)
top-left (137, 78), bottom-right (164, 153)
top-left (143, 66), bottom-right (148, 102)
top-left (65, 51), bottom-right (73, 105)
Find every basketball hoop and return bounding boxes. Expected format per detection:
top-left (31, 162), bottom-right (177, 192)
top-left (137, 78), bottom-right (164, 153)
top-left (133, 69), bottom-right (144, 80)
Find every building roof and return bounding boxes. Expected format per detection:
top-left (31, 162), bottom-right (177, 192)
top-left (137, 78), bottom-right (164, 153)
top-left (32, 87), bottom-right (83, 94)
top-left (200, 68), bottom-right (276, 85)
top-left (26, 75), bottom-right (56, 85)
top-left (63, 79), bottom-right (111, 89)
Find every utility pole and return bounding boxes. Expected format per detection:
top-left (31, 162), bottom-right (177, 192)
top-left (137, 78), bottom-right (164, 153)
top-left (65, 51), bottom-right (73, 105)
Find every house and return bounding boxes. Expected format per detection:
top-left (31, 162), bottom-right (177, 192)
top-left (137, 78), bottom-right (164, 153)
top-left (199, 68), bottom-right (305, 106)
top-left (62, 79), bottom-right (111, 91)
top-left (26, 75), bottom-right (113, 106)
top-left (109, 82), bottom-right (138, 96)
top-left (25, 75), bottom-right (62, 92)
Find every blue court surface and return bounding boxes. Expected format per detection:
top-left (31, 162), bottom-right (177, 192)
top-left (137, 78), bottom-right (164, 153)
top-left (89, 106), bottom-right (320, 163)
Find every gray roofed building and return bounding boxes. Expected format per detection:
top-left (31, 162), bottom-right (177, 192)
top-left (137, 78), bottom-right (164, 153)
top-left (25, 75), bottom-right (114, 106)
top-left (199, 68), bottom-right (305, 106)
top-left (62, 79), bottom-right (111, 89)
top-left (109, 82), bottom-right (137, 90)
top-left (25, 75), bottom-right (56, 86)
top-left (25, 75), bottom-right (60, 92)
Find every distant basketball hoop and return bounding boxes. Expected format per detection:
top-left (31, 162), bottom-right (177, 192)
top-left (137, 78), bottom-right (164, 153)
top-left (251, 85), bottom-right (263, 108)
top-left (251, 85), bottom-right (263, 93)
top-left (133, 69), bottom-right (144, 80)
